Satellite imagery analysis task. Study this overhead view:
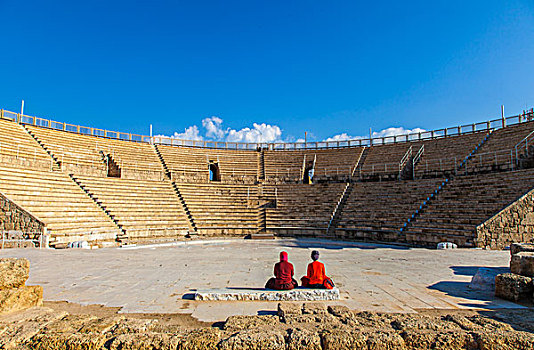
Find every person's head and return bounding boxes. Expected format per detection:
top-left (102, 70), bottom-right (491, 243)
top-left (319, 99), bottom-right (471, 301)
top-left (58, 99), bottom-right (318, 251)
top-left (280, 251), bottom-right (288, 262)
top-left (311, 250), bottom-right (320, 261)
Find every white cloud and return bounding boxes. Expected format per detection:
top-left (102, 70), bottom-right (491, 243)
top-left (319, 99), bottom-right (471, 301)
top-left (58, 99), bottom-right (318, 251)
top-left (371, 127), bottom-right (426, 138)
top-left (202, 116), bottom-right (226, 139)
top-left (325, 126), bottom-right (426, 142)
top-left (159, 117), bottom-right (283, 143)
top-left (324, 133), bottom-right (360, 142)
top-left (158, 119), bottom-right (426, 145)
top-left (227, 123), bottom-right (282, 143)
top-left (156, 125), bottom-right (203, 141)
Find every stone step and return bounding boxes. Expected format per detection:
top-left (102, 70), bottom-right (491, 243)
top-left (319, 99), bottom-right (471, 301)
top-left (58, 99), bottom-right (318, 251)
top-left (194, 287), bottom-right (340, 301)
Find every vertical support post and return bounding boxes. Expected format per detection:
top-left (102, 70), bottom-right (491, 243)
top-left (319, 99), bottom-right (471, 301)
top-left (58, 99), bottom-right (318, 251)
top-left (501, 105), bottom-right (506, 127)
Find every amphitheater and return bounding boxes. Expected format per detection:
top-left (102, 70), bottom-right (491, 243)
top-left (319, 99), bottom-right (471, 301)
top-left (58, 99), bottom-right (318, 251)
top-left (1, 108), bottom-right (534, 249)
top-left (1, 108), bottom-right (534, 349)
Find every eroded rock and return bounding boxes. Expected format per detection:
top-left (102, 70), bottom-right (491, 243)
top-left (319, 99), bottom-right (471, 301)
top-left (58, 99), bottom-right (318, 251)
top-left (0, 285), bottom-right (43, 315)
top-left (510, 252), bottom-right (534, 277)
top-left (0, 258), bottom-right (29, 290)
top-left (510, 242), bottom-right (534, 256)
top-left (219, 329), bottom-right (286, 350)
top-left (495, 273), bottom-right (533, 302)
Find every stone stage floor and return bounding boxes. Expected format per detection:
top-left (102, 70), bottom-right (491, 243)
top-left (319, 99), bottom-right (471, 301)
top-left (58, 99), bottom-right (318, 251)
top-left (0, 238), bottom-right (526, 322)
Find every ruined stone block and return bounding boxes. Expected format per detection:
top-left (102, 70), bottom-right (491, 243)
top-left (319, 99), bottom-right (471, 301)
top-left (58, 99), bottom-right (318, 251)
top-left (510, 242), bottom-right (534, 256)
top-left (510, 252), bottom-right (534, 277)
top-left (495, 273), bottom-right (533, 302)
top-left (0, 285), bottom-right (43, 314)
top-left (0, 258), bottom-right (29, 290)
top-left (277, 302), bottom-right (302, 317)
top-left (302, 302), bottom-right (327, 315)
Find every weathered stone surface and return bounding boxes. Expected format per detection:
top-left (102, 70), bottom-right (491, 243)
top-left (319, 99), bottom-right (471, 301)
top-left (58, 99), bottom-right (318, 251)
top-left (0, 307), bottom-right (68, 349)
top-left (224, 315), bottom-right (280, 332)
top-left (510, 252), bottom-right (534, 277)
top-left (0, 285), bottom-right (43, 315)
top-left (28, 332), bottom-right (109, 350)
top-left (401, 330), bottom-right (475, 350)
top-left (0, 195), bottom-right (44, 236)
top-left (286, 328), bottom-right (322, 350)
top-left (510, 242), bottom-right (534, 255)
top-left (327, 305), bottom-right (353, 318)
top-left (469, 267), bottom-right (499, 291)
top-left (475, 188), bottom-right (534, 250)
top-left (219, 329), bottom-right (286, 350)
top-left (0, 258), bottom-right (29, 290)
top-left (194, 288), bottom-right (340, 301)
top-left (277, 302), bottom-right (302, 318)
top-left (302, 302), bottom-right (328, 315)
top-left (473, 330), bottom-right (534, 350)
top-left (495, 273), bottom-right (533, 302)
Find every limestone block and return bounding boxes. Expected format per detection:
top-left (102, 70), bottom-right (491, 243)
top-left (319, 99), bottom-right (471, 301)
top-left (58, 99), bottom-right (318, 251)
top-left (495, 273), bottom-right (533, 302)
top-left (510, 242), bottom-right (534, 256)
top-left (277, 302), bottom-right (302, 317)
top-left (219, 329), bottom-right (286, 350)
top-left (469, 268), bottom-right (498, 291)
top-left (224, 315), bottom-right (280, 332)
top-left (302, 302), bottom-right (327, 315)
top-left (0, 285), bottom-right (43, 314)
top-left (0, 258), bottom-right (29, 290)
top-left (194, 288), bottom-right (340, 301)
top-left (510, 252), bottom-right (534, 277)
top-left (286, 328), bottom-right (322, 350)
top-left (327, 305), bottom-right (354, 318)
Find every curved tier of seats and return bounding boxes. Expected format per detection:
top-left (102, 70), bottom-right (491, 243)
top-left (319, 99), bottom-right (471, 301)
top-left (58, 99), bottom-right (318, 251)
top-left (0, 112), bottom-right (533, 249)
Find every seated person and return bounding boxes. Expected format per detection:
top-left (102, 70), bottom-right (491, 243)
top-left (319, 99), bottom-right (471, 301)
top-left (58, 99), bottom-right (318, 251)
top-left (301, 250), bottom-right (335, 289)
top-left (265, 251), bottom-right (298, 290)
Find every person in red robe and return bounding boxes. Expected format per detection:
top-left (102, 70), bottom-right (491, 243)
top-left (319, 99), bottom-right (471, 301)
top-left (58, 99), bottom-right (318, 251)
top-left (265, 251), bottom-right (298, 290)
top-left (301, 250), bottom-right (335, 289)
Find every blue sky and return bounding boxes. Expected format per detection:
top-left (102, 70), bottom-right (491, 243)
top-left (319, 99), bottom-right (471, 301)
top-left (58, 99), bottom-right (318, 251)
top-left (1, 1), bottom-right (533, 142)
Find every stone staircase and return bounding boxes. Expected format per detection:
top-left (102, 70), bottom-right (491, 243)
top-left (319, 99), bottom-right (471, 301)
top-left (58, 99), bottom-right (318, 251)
top-left (153, 144), bottom-right (171, 179)
top-left (170, 181), bottom-right (198, 234)
top-left (257, 150), bottom-right (265, 182)
top-left (22, 126), bottom-right (62, 171)
top-left (70, 174), bottom-right (126, 241)
top-left (326, 182), bottom-right (351, 234)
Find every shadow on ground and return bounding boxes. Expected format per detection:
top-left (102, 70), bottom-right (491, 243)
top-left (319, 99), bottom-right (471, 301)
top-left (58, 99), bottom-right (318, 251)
top-left (428, 265), bottom-right (524, 309)
top-left (280, 238), bottom-right (412, 251)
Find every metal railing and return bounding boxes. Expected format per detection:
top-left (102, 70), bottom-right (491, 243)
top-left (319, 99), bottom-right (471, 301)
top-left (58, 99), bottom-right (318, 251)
top-left (1, 231), bottom-right (45, 249)
top-left (1, 107), bottom-right (532, 151)
top-left (514, 130), bottom-right (534, 161)
top-left (399, 145), bottom-right (413, 178)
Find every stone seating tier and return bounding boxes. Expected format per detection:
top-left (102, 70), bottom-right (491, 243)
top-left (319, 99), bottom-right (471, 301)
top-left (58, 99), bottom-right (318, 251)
top-left (463, 121), bottom-right (534, 173)
top-left (75, 176), bottom-right (191, 241)
top-left (404, 168), bottom-right (534, 246)
top-left (158, 145), bottom-right (258, 183)
top-left (176, 183), bottom-right (260, 233)
top-left (0, 166), bottom-right (121, 245)
top-left (263, 148), bottom-right (363, 183)
top-left (0, 119), bottom-right (53, 169)
top-left (265, 183), bottom-right (346, 233)
top-left (26, 125), bottom-right (164, 179)
top-left (335, 178), bottom-right (445, 242)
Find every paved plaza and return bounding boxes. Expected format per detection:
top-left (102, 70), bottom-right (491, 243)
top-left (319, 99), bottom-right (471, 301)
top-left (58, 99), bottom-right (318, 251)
top-left (0, 238), bottom-right (525, 322)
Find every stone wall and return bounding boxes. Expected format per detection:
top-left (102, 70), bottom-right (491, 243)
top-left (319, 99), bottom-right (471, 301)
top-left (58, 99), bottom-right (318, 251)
top-left (475, 188), bottom-right (534, 249)
top-left (0, 193), bottom-right (45, 245)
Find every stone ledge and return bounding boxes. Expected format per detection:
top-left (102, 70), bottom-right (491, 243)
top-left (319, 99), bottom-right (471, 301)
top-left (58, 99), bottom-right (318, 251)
top-left (194, 288), bottom-right (340, 301)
